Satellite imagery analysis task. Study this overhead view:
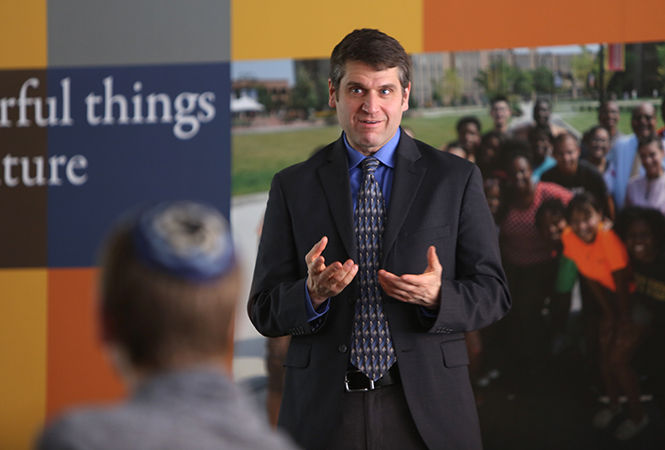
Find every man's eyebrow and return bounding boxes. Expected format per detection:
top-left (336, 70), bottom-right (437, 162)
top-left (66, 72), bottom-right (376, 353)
top-left (344, 81), bottom-right (399, 90)
top-left (345, 81), bottom-right (367, 89)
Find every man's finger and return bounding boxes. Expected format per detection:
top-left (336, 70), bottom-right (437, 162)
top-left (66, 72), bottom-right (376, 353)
top-left (378, 270), bottom-right (416, 293)
top-left (308, 255), bottom-right (326, 274)
top-left (330, 259), bottom-right (355, 280)
top-left (380, 269), bottom-right (422, 289)
top-left (339, 263), bottom-right (358, 287)
top-left (305, 236), bottom-right (328, 264)
top-left (317, 261), bottom-right (343, 282)
top-left (425, 246), bottom-right (442, 273)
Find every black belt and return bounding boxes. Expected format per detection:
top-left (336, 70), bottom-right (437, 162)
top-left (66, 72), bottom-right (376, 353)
top-left (344, 365), bottom-right (400, 392)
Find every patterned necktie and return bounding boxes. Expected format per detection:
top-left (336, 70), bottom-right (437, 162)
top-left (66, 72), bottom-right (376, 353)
top-left (350, 157), bottom-right (396, 381)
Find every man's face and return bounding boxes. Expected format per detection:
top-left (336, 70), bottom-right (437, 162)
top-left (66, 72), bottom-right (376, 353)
top-left (490, 101), bottom-right (511, 129)
top-left (329, 61), bottom-right (409, 156)
top-left (458, 123), bottom-right (481, 152)
top-left (598, 101), bottom-right (619, 132)
top-left (588, 128), bottom-right (610, 162)
top-left (553, 136), bottom-right (580, 176)
top-left (533, 101), bottom-right (551, 127)
top-left (631, 103), bottom-right (657, 140)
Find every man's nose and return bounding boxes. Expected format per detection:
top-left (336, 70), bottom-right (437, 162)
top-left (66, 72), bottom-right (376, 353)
top-left (362, 93), bottom-right (379, 113)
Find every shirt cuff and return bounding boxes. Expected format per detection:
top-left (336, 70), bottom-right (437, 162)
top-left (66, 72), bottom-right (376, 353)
top-left (305, 284), bottom-right (330, 322)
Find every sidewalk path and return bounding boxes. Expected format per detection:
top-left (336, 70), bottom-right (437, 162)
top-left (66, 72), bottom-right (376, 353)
top-left (230, 192), bottom-right (269, 385)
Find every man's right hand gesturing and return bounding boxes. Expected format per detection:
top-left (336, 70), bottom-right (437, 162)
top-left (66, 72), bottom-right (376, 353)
top-left (305, 236), bottom-right (358, 309)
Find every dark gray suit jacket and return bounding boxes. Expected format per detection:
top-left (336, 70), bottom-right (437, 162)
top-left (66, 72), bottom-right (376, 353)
top-left (249, 132), bottom-right (511, 449)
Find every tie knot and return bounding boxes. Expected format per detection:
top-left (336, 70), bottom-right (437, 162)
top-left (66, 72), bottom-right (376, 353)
top-left (361, 157), bottom-right (380, 174)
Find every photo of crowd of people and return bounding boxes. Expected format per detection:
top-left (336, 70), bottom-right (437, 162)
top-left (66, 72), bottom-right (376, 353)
top-left (232, 40), bottom-right (665, 448)
top-left (439, 97), bottom-right (665, 448)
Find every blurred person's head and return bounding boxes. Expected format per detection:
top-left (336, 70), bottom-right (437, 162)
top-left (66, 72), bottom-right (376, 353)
top-left (616, 207), bottom-right (665, 264)
top-left (100, 201), bottom-right (240, 384)
top-left (478, 130), bottom-right (504, 168)
top-left (631, 103), bottom-right (657, 140)
top-left (533, 98), bottom-right (552, 128)
top-left (552, 133), bottom-right (581, 176)
top-left (483, 177), bottom-right (501, 218)
top-left (443, 141), bottom-right (468, 159)
top-left (527, 125), bottom-right (554, 167)
top-left (504, 139), bottom-right (534, 196)
top-left (456, 116), bottom-right (482, 154)
top-left (536, 198), bottom-right (567, 244)
top-left (637, 135), bottom-right (664, 180)
top-left (490, 95), bottom-right (511, 132)
top-left (583, 125), bottom-right (611, 165)
top-left (566, 192), bottom-right (602, 243)
top-left (598, 100), bottom-right (620, 136)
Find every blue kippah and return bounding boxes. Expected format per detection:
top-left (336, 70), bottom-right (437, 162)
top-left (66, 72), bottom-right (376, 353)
top-left (132, 201), bottom-right (235, 281)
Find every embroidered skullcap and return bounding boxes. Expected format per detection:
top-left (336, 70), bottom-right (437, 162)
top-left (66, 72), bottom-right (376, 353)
top-left (132, 201), bottom-right (235, 281)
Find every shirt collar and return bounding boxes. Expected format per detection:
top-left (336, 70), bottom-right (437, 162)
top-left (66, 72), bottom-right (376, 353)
top-left (344, 128), bottom-right (400, 170)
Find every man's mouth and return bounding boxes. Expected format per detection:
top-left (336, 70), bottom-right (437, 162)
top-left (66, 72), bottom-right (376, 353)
top-left (360, 119), bottom-right (381, 125)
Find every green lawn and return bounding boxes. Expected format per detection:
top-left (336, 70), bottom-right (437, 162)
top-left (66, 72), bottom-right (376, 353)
top-left (232, 126), bottom-right (342, 195)
top-left (561, 110), bottom-right (663, 136)
top-left (231, 112), bottom-right (493, 196)
top-left (231, 107), bottom-right (662, 196)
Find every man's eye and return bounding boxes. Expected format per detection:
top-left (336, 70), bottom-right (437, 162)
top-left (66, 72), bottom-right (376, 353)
top-left (351, 87), bottom-right (363, 94)
top-left (380, 89), bottom-right (392, 95)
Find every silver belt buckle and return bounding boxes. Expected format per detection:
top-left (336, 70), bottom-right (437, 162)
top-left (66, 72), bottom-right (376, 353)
top-left (344, 371), bottom-right (375, 392)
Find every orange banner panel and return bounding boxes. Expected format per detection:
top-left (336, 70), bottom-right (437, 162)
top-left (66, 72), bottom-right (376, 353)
top-left (0, 269), bottom-right (47, 450)
top-left (424, 0), bottom-right (665, 52)
top-left (0, 0), bottom-right (47, 69)
top-left (46, 269), bottom-right (125, 420)
top-left (232, 0), bottom-right (423, 60)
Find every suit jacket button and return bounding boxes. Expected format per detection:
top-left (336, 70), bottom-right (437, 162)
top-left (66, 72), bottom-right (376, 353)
top-left (338, 344), bottom-right (348, 353)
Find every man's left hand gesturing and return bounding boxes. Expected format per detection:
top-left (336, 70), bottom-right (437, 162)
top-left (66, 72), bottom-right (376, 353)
top-left (378, 245), bottom-right (442, 310)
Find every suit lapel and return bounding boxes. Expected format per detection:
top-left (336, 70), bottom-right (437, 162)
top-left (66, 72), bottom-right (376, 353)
top-left (317, 138), bottom-right (356, 260)
top-left (382, 135), bottom-right (426, 265)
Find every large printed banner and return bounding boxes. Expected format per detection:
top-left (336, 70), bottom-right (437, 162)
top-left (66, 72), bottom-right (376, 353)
top-left (0, 1), bottom-right (232, 448)
top-left (1, 65), bottom-right (230, 269)
top-left (1, 62), bottom-right (231, 448)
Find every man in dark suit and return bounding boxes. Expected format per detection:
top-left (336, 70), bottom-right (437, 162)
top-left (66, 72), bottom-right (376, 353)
top-left (249, 29), bottom-right (511, 450)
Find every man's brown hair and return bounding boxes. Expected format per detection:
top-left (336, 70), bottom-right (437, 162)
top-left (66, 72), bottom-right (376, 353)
top-left (329, 28), bottom-right (411, 94)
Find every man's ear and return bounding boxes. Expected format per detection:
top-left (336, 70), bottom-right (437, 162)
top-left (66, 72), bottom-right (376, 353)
top-left (402, 82), bottom-right (411, 112)
top-left (328, 79), bottom-right (336, 108)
